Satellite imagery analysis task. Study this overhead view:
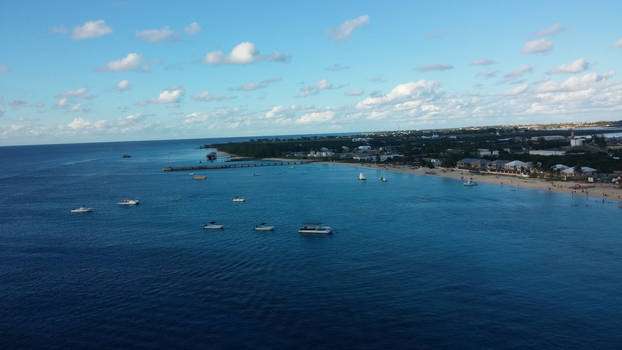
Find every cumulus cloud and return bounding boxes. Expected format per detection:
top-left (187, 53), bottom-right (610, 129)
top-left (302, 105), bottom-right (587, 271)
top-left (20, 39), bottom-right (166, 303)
top-left (116, 80), bottom-right (131, 90)
top-left (356, 80), bottom-right (441, 110)
top-left (72, 20), bottom-right (112, 40)
top-left (522, 39), bottom-right (554, 54)
top-left (185, 22), bottom-right (200, 35)
top-left (100, 53), bottom-right (143, 72)
top-left (192, 91), bottom-right (235, 102)
top-left (345, 89), bottom-right (364, 96)
top-left (416, 64), bottom-right (454, 72)
top-left (535, 23), bottom-right (564, 37)
top-left (68, 117), bottom-right (91, 130)
top-left (69, 104), bottom-right (81, 112)
top-left (548, 58), bottom-right (589, 74)
top-left (204, 42), bottom-right (290, 65)
top-left (143, 87), bottom-right (184, 104)
top-left (325, 63), bottom-right (350, 71)
top-left (66, 114), bottom-right (149, 134)
top-left (296, 111), bottom-right (335, 124)
top-left (0, 64), bottom-right (8, 74)
top-left (326, 15), bottom-right (369, 41)
top-left (56, 97), bottom-right (68, 107)
top-left (470, 58), bottom-right (495, 66)
top-left (504, 84), bottom-right (528, 96)
top-left (297, 79), bottom-right (333, 97)
top-left (233, 77), bottom-right (281, 91)
top-left (136, 26), bottom-right (178, 42)
top-left (537, 71), bottom-right (614, 93)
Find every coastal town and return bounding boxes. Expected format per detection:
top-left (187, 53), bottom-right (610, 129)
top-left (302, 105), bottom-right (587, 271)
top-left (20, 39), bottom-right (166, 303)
top-left (210, 120), bottom-right (622, 199)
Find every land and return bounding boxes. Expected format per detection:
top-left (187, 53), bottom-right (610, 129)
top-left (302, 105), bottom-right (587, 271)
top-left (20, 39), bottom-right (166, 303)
top-left (205, 120), bottom-right (622, 202)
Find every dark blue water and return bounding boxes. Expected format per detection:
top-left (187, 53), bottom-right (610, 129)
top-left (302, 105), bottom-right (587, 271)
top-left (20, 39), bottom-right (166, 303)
top-left (2, 139), bottom-right (622, 349)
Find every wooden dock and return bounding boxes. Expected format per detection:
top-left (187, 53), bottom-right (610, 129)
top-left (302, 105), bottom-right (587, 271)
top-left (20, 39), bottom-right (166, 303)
top-left (163, 160), bottom-right (311, 172)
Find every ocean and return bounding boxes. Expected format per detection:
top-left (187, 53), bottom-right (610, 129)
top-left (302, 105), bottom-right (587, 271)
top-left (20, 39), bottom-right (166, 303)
top-left (1, 138), bottom-right (622, 349)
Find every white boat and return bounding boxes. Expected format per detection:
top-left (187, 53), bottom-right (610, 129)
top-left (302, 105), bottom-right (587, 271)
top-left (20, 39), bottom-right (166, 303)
top-left (254, 223), bottom-right (274, 231)
top-left (232, 197), bottom-right (245, 203)
top-left (117, 199), bottom-right (139, 206)
top-left (71, 206), bottom-right (93, 213)
top-left (463, 179), bottom-right (478, 186)
top-left (204, 221), bottom-right (224, 230)
top-left (380, 177), bottom-right (387, 182)
top-left (298, 225), bottom-right (333, 234)
top-left (359, 173), bottom-right (367, 181)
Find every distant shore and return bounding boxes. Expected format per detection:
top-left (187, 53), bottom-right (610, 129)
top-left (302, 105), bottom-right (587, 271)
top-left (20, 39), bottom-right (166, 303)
top-left (315, 161), bottom-right (622, 203)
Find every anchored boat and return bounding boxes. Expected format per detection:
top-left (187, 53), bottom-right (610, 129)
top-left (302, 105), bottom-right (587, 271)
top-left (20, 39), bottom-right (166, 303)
top-left (359, 173), bottom-right (367, 181)
top-left (204, 221), bottom-right (224, 230)
top-left (254, 223), bottom-right (274, 231)
top-left (232, 197), bottom-right (245, 203)
top-left (71, 206), bottom-right (93, 213)
top-left (298, 225), bottom-right (333, 234)
top-left (117, 199), bottom-right (139, 206)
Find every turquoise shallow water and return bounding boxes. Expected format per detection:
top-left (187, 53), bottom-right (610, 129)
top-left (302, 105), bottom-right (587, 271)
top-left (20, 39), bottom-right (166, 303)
top-left (1, 139), bottom-right (622, 349)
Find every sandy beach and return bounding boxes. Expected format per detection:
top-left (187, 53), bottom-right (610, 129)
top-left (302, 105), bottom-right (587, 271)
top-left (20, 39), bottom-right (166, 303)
top-left (314, 161), bottom-right (622, 203)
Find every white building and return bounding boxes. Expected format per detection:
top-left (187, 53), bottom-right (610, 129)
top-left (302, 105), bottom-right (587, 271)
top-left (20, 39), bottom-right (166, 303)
top-left (529, 150), bottom-right (566, 156)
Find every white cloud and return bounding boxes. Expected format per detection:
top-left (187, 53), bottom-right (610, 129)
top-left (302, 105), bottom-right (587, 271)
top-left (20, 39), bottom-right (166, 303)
top-left (116, 80), bottom-right (131, 90)
top-left (504, 84), bottom-right (528, 96)
top-left (68, 117), bottom-right (91, 130)
top-left (326, 15), bottom-right (369, 41)
top-left (356, 80), bottom-right (440, 110)
top-left (72, 20), bottom-right (112, 40)
top-left (535, 23), bottom-right (564, 37)
top-left (192, 91), bottom-right (235, 102)
top-left (143, 87), bottom-right (184, 104)
top-left (183, 112), bottom-right (209, 124)
top-left (548, 58), bottom-right (589, 74)
top-left (345, 89), bottom-right (364, 96)
top-left (297, 79), bottom-right (333, 97)
top-left (537, 71), bottom-right (614, 93)
top-left (476, 69), bottom-right (497, 78)
top-left (470, 58), bottom-right (495, 66)
top-left (185, 22), bottom-right (200, 35)
top-left (204, 42), bottom-right (289, 65)
top-left (522, 39), bottom-right (554, 54)
top-left (416, 64), bottom-right (454, 72)
top-left (296, 111), bottom-right (335, 124)
top-left (233, 77), bottom-right (281, 91)
top-left (504, 65), bottom-right (533, 79)
top-left (69, 104), bottom-right (81, 112)
top-left (614, 38), bottom-right (622, 48)
top-left (101, 53), bottom-right (143, 72)
top-left (136, 26), bottom-right (177, 42)
top-left (0, 64), bottom-right (8, 74)
top-left (58, 87), bottom-right (88, 98)
top-left (56, 97), bottom-right (68, 107)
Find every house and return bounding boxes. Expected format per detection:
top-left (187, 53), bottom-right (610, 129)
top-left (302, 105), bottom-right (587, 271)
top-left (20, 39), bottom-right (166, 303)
top-left (457, 158), bottom-right (486, 169)
top-left (487, 160), bottom-right (508, 171)
top-left (504, 160), bottom-right (532, 172)
top-left (552, 164), bottom-right (570, 171)
top-left (581, 166), bottom-right (597, 175)
top-left (358, 145), bottom-right (371, 151)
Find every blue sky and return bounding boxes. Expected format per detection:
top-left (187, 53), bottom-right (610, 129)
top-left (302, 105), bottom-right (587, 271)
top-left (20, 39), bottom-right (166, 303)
top-left (1, 0), bottom-right (622, 145)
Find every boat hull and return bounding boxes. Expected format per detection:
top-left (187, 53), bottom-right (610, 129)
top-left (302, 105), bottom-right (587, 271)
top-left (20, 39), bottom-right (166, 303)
top-left (254, 226), bottom-right (274, 231)
top-left (204, 225), bottom-right (223, 230)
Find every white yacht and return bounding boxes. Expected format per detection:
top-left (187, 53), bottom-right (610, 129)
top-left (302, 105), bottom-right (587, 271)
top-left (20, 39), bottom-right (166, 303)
top-left (232, 197), bottom-right (245, 203)
top-left (298, 225), bottom-right (333, 234)
top-left (71, 206), bottom-right (93, 213)
top-left (463, 179), bottom-right (478, 186)
top-left (204, 221), bottom-right (224, 230)
top-left (254, 223), bottom-right (274, 231)
top-left (117, 199), bottom-right (139, 206)
top-left (359, 173), bottom-right (367, 181)
top-left (380, 177), bottom-right (387, 182)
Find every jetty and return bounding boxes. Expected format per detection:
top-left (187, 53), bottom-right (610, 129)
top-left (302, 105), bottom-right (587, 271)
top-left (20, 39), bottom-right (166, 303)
top-left (163, 160), bottom-right (311, 172)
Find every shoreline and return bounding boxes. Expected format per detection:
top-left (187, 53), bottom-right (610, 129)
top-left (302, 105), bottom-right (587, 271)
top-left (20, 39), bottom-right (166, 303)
top-left (315, 161), bottom-right (622, 203)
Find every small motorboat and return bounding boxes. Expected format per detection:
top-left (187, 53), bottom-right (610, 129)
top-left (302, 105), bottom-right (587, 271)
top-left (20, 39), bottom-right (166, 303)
top-left (204, 221), bottom-right (224, 230)
top-left (463, 179), bottom-right (478, 186)
top-left (359, 172), bottom-right (367, 181)
top-left (71, 206), bottom-right (93, 213)
top-left (194, 175), bottom-right (206, 180)
top-left (298, 225), bottom-right (333, 234)
top-left (189, 172), bottom-right (195, 176)
top-left (122, 154), bottom-right (131, 158)
top-left (117, 199), bottom-right (139, 206)
top-left (232, 197), bottom-right (245, 203)
top-left (379, 177), bottom-right (387, 182)
top-left (254, 223), bottom-right (274, 231)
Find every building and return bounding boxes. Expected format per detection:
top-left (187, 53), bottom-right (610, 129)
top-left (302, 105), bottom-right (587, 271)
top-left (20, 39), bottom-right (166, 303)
top-left (486, 160), bottom-right (509, 171)
top-left (529, 150), bottom-right (566, 156)
top-left (457, 158), bottom-right (486, 169)
top-left (504, 160), bottom-right (532, 172)
top-left (570, 138), bottom-right (585, 147)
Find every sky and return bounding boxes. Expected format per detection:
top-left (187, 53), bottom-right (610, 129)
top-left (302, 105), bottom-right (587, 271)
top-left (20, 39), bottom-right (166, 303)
top-left (1, 0), bottom-right (622, 145)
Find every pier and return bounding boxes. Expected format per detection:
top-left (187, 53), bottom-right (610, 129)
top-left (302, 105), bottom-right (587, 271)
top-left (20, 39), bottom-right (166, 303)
top-left (163, 160), bottom-right (311, 172)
